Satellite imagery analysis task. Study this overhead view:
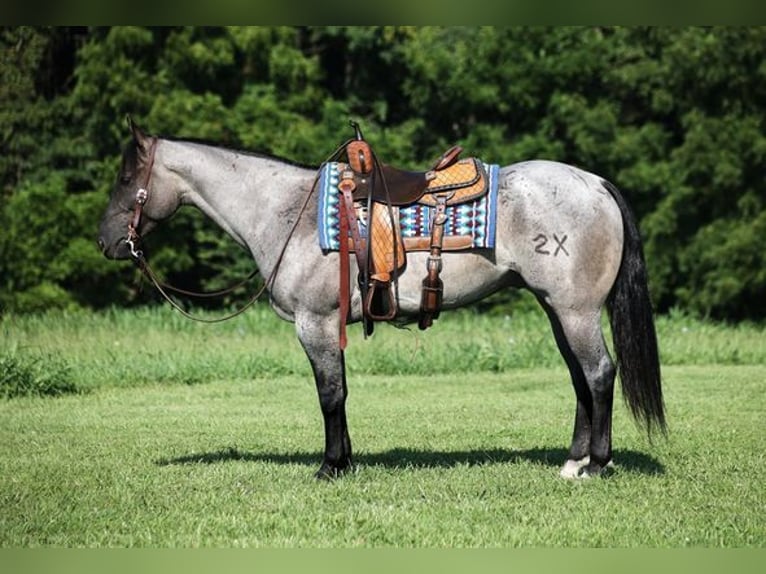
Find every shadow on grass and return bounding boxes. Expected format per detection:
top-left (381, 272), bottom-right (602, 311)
top-left (157, 446), bottom-right (664, 475)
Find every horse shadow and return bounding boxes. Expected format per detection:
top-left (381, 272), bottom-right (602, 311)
top-left (156, 446), bottom-right (664, 475)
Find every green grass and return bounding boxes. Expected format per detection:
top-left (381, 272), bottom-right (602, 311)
top-left (0, 305), bottom-right (764, 547)
top-left (1, 301), bottom-right (764, 394)
top-left (0, 350), bottom-right (78, 398)
top-left (0, 366), bottom-right (763, 547)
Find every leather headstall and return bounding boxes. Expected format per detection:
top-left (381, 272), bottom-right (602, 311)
top-left (126, 137), bottom-right (158, 260)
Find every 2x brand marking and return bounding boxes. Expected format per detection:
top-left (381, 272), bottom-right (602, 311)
top-left (533, 233), bottom-right (569, 257)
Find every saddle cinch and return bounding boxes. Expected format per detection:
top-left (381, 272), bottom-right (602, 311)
top-left (336, 124), bottom-right (490, 346)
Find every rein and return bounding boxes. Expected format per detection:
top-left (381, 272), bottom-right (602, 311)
top-left (125, 137), bottom-right (349, 323)
top-left (134, 257), bottom-right (264, 323)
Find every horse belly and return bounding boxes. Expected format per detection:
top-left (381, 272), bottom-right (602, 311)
top-left (393, 251), bottom-right (510, 315)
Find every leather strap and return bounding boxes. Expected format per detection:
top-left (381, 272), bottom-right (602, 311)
top-left (338, 171), bottom-right (373, 348)
top-left (419, 196), bottom-right (448, 329)
top-left (338, 184), bottom-right (350, 350)
top-left (127, 138), bottom-right (158, 244)
top-left (339, 173), bottom-right (367, 273)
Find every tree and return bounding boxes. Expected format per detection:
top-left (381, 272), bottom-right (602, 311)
top-left (0, 26), bottom-right (764, 320)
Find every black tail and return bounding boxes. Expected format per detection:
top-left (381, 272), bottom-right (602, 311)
top-left (602, 180), bottom-right (666, 437)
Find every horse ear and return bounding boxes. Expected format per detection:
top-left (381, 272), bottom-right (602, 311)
top-left (126, 115), bottom-right (150, 153)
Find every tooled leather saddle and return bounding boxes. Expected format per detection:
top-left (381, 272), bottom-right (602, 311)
top-left (335, 122), bottom-right (491, 348)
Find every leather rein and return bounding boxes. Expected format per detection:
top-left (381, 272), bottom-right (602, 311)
top-left (125, 137), bottom-right (315, 323)
top-left (125, 136), bottom-right (353, 324)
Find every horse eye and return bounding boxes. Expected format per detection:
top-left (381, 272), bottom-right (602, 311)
top-left (120, 174), bottom-right (132, 185)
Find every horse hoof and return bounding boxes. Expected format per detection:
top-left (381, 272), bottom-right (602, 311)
top-left (314, 461), bottom-right (353, 481)
top-left (314, 468), bottom-right (337, 481)
top-left (578, 459), bottom-right (615, 478)
top-left (560, 456), bottom-right (590, 479)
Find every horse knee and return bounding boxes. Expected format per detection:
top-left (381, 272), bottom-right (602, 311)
top-left (316, 383), bottom-right (346, 414)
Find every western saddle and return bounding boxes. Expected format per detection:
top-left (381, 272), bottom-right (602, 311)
top-left (335, 122), bottom-right (489, 348)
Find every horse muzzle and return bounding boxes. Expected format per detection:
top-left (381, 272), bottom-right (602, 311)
top-left (97, 234), bottom-right (133, 260)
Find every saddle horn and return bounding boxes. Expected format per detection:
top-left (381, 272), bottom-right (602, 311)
top-left (347, 121), bottom-right (373, 175)
top-left (349, 120), bottom-right (365, 141)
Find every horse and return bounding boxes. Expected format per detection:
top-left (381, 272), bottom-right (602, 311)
top-left (98, 119), bottom-right (665, 479)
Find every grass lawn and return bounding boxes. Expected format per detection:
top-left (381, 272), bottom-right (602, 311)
top-left (1, 359), bottom-right (763, 547)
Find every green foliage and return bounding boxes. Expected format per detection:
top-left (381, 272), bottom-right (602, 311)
top-left (676, 212), bottom-right (766, 318)
top-left (1, 26), bottom-right (765, 320)
top-left (0, 173), bottom-right (131, 312)
top-left (0, 349), bottom-right (79, 398)
top-left (1, 307), bottom-right (764, 396)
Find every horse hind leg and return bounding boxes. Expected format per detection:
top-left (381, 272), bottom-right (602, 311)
top-left (540, 300), bottom-right (616, 478)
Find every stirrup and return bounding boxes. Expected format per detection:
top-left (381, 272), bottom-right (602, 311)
top-left (364, 279), bottom-right (397, 321)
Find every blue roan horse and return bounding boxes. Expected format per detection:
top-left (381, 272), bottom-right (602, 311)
top-left (98, 120), bottom-right (665, 479)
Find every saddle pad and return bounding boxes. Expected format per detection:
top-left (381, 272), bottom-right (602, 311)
top-left (318, 161), bottom-right (499, 252)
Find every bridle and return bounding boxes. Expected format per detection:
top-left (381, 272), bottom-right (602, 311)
top-left (122, 136), bottom-right (329, 324)
top-left (125, 136), bottom-right (157, 260)
top-left (125, 186), bottom-right (148, 260)
top-left (123, 137), bottom-right (266, 323)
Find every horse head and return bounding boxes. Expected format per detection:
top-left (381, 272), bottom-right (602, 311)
top-left (97, 117), bottom-right (181, 260)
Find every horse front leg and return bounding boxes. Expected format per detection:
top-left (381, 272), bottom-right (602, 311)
top-left (295, 312), bottom-right (353, 479)
top-left (313, 352), bottom-right (353, 479)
